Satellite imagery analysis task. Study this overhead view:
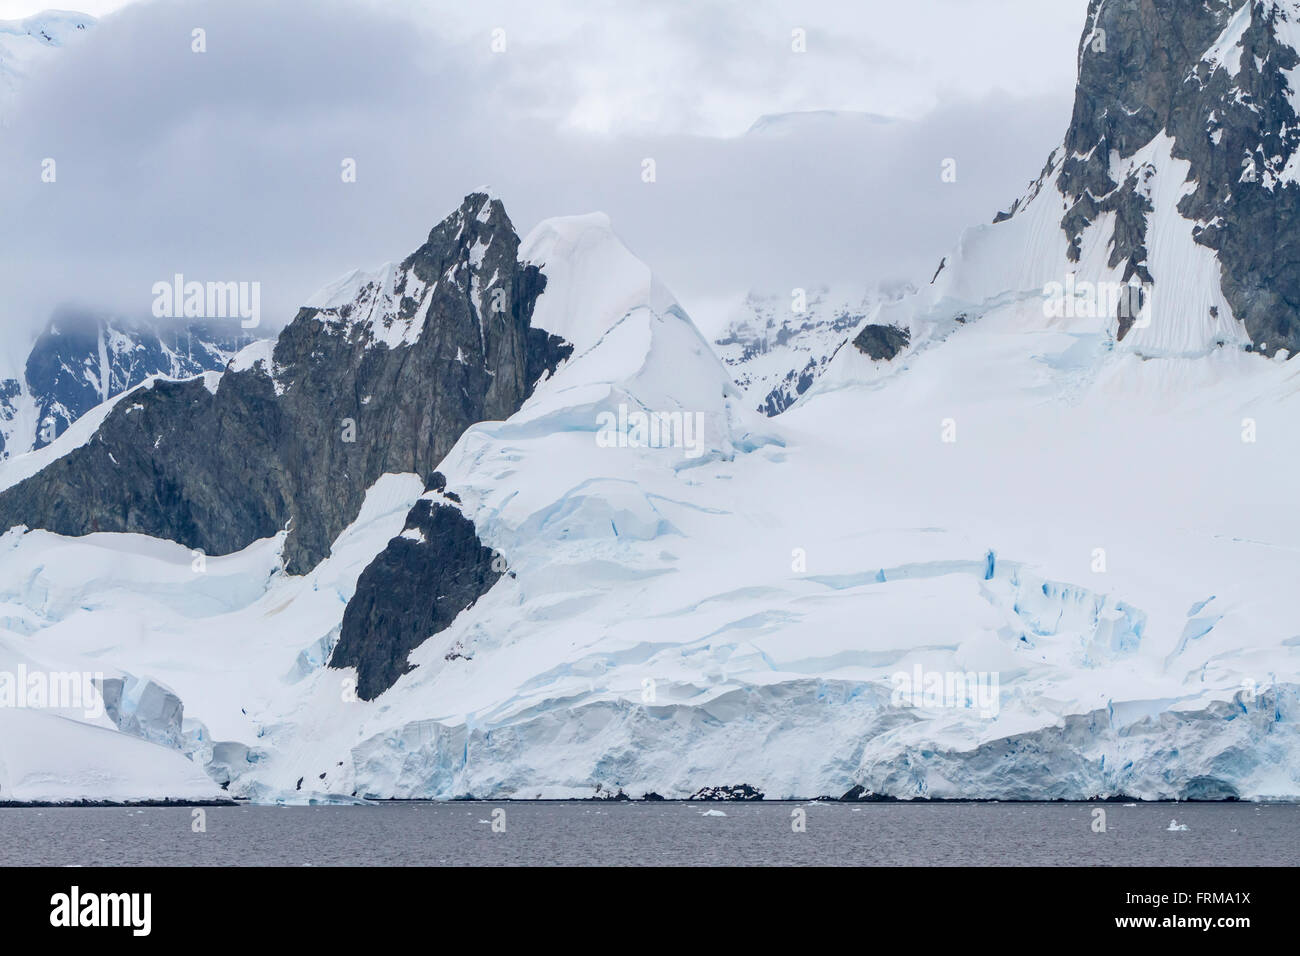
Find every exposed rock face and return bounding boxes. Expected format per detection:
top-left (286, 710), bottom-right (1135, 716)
top-left (0, 379), bottom-right (20, 458)
top-left (1053, 0), bottom-right (1300, 355)
top-left (0, 312), bottom-right (247, 459)
top-left (851, 323), bottom-right (911, 361)
top-left (330, 475), bottom-right (502, 700)
top-left (839, 784), bottom-right (889, 802)
top-left (0, 193), bottom-right (572, 574)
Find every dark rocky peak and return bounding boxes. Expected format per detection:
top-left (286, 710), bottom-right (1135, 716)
top-left (407, 190), bottom-right (516, 284)
top-left (280, 192), bottom-right (517, 354)
top-left (1044, 0), bottom-right (1300, 354)
top-left (0, 192), bottom-right (572, 575)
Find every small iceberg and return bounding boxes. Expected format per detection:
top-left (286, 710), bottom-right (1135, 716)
top-left (699, 809), bottom-right (727, 817)
top-left (1166, 819), bottom-right (1189, 831)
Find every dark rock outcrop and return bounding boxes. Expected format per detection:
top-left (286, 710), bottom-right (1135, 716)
top-left (851, 323), bottom-right (911, 361)
top-left (330, 486), bottom-right (501, 701)
top-left (839, 784), bottom-right (890, 802)
top-left (0, 193), bottom-right (572, 574)
top-left (689, 784), bottom-right (764, 801)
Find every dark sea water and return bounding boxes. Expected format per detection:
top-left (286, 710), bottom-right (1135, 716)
top-left (0, 802), bottom-right (1295, 866)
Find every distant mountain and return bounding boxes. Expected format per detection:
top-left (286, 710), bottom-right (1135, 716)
top-left (0, 13), bottom-right (257, 459)
top-left (714, 283), bottom-right (915, 415)
top-left (744, 110), bottom-right (896, 138)
top-left (0, 311), bottom-right (252, 458)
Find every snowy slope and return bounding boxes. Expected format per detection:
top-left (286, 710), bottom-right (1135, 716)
top-left (714, 283), bottom-right (914, 415)
top-left (0, 10), bottom-right (93, 121)
top-left (813, 132), bottom-right (1242, 392)
top-left (0, 708), bottom-right (220, 803)
top-left (296, 252), bottom-right (1300, 801)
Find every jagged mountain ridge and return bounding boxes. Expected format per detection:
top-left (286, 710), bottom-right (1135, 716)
top-left (0, 192), bottom-right (572, 574)
top-left (725, 1), bottom-right (1300, 410)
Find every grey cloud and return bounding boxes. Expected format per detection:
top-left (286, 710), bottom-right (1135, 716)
top-left (0, 0), bottom-right (1080, 342)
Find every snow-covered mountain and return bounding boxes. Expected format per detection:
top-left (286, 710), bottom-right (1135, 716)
top-left (832, 0), bottom-right (1300, 371)
top-left (0, 194), bottom-right (573, 579)
top-left (0, 10), bottom-right (93, 120)
top-left (714, 283), bottom-right (914, 416)
top-left (0, 311), bottom-right (251, 459)
top-left (1, 0), bottom-right (1298, 804)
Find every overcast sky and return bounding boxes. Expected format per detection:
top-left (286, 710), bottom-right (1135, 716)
top-left (0, 0), bottom-right (1090, 339)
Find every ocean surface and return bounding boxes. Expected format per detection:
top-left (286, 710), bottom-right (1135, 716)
top-left (1, 801), bottom-right (1295, 866)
